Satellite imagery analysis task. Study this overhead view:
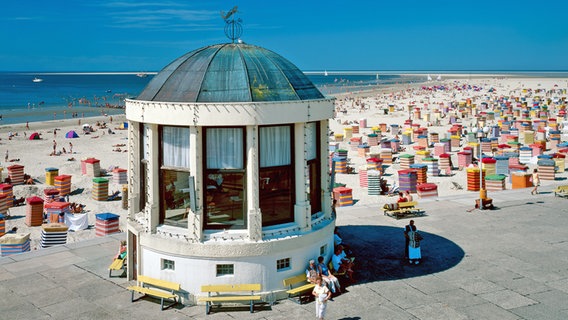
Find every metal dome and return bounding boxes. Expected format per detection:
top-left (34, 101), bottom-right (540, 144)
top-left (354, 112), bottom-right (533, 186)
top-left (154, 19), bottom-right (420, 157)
top-left (136, 43), bottom-right (324, 103)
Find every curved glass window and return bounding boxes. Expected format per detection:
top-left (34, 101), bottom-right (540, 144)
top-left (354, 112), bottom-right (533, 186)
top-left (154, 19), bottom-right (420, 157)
top-left (259, 125), bottom-right (294, 226)
top-left (306, 122), bottom-right (321, 215)
top-left (159, 126), bottom-right (191, 227)
top-left (204, 127), bottom-right (246, 230)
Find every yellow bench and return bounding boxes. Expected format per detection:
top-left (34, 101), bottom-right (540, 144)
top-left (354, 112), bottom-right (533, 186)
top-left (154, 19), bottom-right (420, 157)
top-left (108, 258), bottom-right (125, 277)
top-left (553, 185), bottom-right (568, 198)
top-left (126, 275), bottom-right (180, 310)
top-left (198, 284), bottom-right (262, 314)
top-left (383, 201), bottom-right (423, 219)
top-left (282, 273), bottom-right (315, 304)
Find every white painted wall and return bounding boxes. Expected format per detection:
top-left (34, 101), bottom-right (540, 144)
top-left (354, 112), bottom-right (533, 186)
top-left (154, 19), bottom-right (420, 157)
top-left (139, 220), bottom-right (334, 303)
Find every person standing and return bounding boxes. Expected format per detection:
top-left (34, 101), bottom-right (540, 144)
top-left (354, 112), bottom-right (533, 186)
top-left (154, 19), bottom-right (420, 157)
top-left (404, 220), bottom-right (417, 262)
top-left (312, 276), bottom-right (331, 320)
top-left (69, 142), bottom-right (73, 154)
top-left (531, 168), bottom-right (540, 195)
top-left (404, 220), bottom-right (422, 264)
top-left (4, 149), bottom-right (8, 163)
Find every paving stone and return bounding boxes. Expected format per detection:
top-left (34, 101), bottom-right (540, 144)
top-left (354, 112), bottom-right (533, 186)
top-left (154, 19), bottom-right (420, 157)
top-left (511, 302), bottom-right (568, 320)
top-left (479, 289), bottom-right (537, 309)
top-left (458, 302), bottom-right (521, 320)
top-left (406, 302), bottom-right (467, 320)
top-left (527, 289), bottom-right (568, 310)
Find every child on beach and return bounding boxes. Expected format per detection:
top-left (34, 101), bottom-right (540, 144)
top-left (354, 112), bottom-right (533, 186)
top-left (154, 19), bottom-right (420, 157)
top-left (531, 169), bottom-right (540, 195)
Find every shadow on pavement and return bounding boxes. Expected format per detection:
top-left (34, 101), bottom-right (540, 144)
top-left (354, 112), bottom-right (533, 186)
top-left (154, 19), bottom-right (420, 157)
top-left (339, 225), bottom-right (465, 283)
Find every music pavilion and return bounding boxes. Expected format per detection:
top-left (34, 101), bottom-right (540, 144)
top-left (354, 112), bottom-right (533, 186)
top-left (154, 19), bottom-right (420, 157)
top-left (124, 42), bottom-right (335, 302)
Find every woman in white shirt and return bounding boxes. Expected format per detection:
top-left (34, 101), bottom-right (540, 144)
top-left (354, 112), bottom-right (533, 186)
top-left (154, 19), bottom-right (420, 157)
top-left (312, 276), bottom-right (331, 320)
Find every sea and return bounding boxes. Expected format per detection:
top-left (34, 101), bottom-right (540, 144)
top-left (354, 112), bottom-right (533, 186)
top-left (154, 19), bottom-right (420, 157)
top-left (1, 71), bottom-right (567, 125)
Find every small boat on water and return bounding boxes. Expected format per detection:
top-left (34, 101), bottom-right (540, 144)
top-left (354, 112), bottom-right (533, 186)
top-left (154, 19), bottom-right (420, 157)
top-left (324, 70), bottom-right (328, 76)
top-left (32, 77), bottom-right (43, 83)
top-left (136, 73), bottom-right (148, 78)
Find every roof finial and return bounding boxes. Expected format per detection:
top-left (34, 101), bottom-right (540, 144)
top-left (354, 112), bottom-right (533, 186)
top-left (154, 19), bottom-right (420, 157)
top-left (220, 6), bottom-right (242, 43)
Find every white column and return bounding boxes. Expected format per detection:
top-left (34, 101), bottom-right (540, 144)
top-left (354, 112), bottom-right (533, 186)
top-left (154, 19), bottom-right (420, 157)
top-left (148, 123), bottom-right (160, 232)
top-left (246, 125), bottom-right (262, 241)
top-left (127, 121), bottom-right (140, 215)
top-left (321, 120), bottom-right (332, 219)
top-left (186, 126), bottom-right (202, 241)
top-left (294, 123), bottom-right (311, 232)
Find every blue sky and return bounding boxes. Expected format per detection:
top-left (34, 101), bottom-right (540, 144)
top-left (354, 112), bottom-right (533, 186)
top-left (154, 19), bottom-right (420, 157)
top-left (1, 0), bottom-right (568, 72)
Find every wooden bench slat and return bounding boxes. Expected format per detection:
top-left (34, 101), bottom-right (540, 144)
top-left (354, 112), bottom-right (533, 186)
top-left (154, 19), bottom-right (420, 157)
top-left (282, 273), bottom-right (315, 305)
top-left (198, 295), bottom-right (262, 302)
top-left (109, 258), bottom-right (125, 270)
top-left (398, 201), bottom-right (418, 208)
top-left (138, 275), bottom-right (181, 291)
top-left (286, 283), bottom-right (315, 295)
top-left (127, 285), bottom-right (177, 299)
top-left (127, 275), bottom-right (181, 311)
top-left (282, 274), bottom-right (308, 287)
top-left (201, 284), bottom-right (261, 292)
top-left (200, 283), bottom-right (262, 314)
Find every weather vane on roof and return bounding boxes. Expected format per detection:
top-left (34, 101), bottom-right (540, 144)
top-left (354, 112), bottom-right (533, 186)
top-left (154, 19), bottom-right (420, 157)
top-left (220, 6), bottom-right (242, 43)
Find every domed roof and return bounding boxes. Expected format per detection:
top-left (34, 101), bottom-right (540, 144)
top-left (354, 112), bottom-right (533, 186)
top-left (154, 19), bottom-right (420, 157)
top-left (136, 43), bottom-right (324, 103)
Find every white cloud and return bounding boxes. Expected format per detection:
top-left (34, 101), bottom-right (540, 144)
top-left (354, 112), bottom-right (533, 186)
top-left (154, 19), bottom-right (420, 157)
top-left (94, 0), bottom-right (220, 31)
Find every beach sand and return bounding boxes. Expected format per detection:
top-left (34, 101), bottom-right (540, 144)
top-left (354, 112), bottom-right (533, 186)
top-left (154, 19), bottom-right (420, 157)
top-left (0, 114), bottom-right (128, 250)
top-left (2, 75), bottom-right (567, 250)
top-left (328, 76), bottom-right (568, 209)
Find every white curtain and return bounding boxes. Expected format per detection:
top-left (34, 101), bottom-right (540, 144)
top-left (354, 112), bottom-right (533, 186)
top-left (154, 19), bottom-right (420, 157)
top-left (162, 126), bottom-right (190, 168)
top-left (206, 128), bottom-right (243, 169)
top-left (305, 122), bottom-right (317, 161)
top-left (260, 126), bottom-right (291, 167)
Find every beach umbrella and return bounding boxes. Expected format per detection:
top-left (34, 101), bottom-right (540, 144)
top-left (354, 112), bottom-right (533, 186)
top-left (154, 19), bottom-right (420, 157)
top-left (65, 130), bottom-right (79, 138)
top-left (29, 132), bottom-right (40, 140)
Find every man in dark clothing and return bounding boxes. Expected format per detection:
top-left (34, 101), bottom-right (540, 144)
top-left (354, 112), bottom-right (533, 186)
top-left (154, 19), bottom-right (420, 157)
top-left (404, 220), bottom-right (417, 261)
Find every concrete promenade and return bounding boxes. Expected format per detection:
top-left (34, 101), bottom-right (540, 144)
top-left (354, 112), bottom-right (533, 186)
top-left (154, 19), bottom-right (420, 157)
top-left (1, 184), bottom-right (568, 319)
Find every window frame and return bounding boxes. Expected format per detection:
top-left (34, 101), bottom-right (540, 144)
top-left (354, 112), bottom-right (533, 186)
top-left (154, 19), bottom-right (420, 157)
top-left (259, 124), bottom-right (295, 227)
top-left (158, 125), bottom-right (191, 227)
top-left (203, 126), bottom-right (247, 230)
top-left (276, 257), bottom-right (291, 272)
top-left (161, 258), bottom-right (175, 270)
top-left (216, 264), bottom-right (235, 277)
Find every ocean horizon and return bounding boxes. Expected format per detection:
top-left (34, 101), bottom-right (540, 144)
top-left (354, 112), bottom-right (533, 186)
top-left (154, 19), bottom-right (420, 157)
top-left (1, 71), bottom-right (567, 125)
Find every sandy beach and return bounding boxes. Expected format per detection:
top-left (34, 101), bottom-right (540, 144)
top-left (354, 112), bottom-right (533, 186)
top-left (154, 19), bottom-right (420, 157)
top-left (328, 76), bottom-right (568, 208)
top-left (0, 114), bottom-right (129, 250)
top-left (2, 75), bottom-right (568, 251)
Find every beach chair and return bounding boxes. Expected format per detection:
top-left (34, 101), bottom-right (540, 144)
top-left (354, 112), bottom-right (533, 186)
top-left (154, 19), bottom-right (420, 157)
top-left (451, 181), bottom-right (463, 190)
top-left (108, 191), bottom-right (120, 201)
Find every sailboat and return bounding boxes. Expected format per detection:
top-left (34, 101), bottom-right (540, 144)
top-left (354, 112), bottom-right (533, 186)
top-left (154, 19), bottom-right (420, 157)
top-left (32, 77), bottom-right (43, 83)
top-left (324, 70), bottom-right (328, 76)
